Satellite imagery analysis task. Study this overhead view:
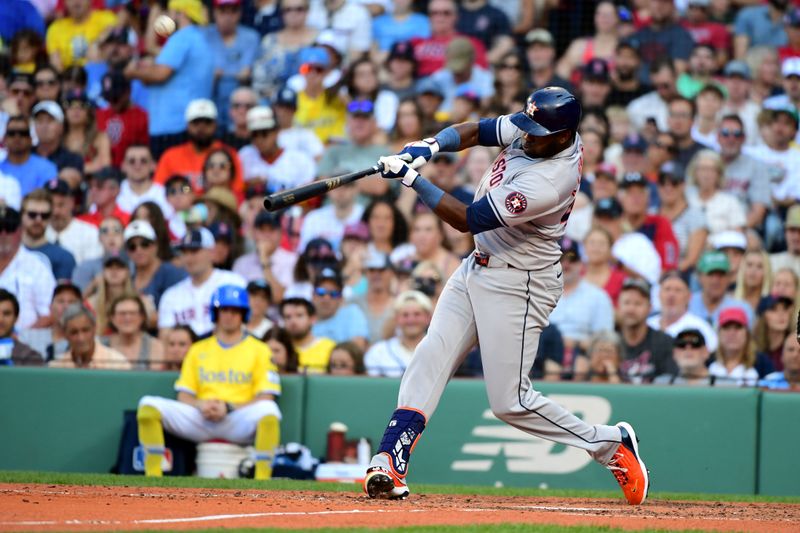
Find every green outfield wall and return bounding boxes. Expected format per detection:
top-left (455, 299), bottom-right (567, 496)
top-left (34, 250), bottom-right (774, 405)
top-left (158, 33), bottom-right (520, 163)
top-left (1, 368), bottom-right (797, 496)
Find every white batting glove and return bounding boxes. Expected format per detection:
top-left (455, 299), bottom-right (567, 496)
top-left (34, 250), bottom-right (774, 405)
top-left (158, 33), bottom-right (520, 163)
top-left (379, 156), bottom-right (419, 187)
top-left (397, 138), bottom-right (439, 169)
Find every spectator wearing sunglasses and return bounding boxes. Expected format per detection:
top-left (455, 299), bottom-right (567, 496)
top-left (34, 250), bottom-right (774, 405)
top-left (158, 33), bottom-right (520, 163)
top-left (311, 267), bottom-right (369, 351)
top-left (4, 72), bottom-right (38, 124)
top-left (125, 220), bottom-right (187, 310)
top-left (72, 216), bottom-right (126, 292)
top-left (117, 145), bottom-right (171, 217)
top-left (294, 46), bottom-right (346, 144)
top-left (656, 162), bottom-right (709, 272)
top-left (654, 328), bottom-right (714, 385)
top-left (718, 114), bottom-right (773, 233)
top-left (0, 115), bottom-right (57, 197)
top-left (0, 206), bottom-right (56, 330)
top-left (220, 87), bottom-right (258, 150)
top-left (21, 189), bottom-right (76, 280)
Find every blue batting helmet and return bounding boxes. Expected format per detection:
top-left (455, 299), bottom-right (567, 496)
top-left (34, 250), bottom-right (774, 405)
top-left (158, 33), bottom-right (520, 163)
top-left (510, 87), bottom-right (582, 137)
top-left (210, 284), bottom-right (250, 323)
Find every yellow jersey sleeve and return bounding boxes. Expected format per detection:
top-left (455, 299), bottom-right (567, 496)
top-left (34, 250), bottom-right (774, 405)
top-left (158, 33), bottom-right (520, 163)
top-left (174, 345), bottom-right (199, 396)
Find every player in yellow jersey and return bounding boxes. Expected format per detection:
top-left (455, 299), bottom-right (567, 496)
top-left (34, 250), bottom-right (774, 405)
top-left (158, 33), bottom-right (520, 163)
top-left (137, 285), bottom-right (281, 480)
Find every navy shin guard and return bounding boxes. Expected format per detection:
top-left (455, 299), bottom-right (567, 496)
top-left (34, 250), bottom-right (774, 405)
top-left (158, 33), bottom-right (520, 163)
top-left (377, 408), bottom-right (427, 477)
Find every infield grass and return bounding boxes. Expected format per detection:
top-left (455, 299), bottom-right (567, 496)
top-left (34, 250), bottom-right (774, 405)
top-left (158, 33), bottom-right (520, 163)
top-left (1, 470), bottom-right (798, 504)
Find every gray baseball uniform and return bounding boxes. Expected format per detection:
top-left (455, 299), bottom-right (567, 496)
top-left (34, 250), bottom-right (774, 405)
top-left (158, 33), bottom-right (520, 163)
top-left (397, 116), bottom-right (622, 465)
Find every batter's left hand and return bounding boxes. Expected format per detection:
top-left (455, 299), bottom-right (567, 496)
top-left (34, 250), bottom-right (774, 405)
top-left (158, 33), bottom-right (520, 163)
top-left (379, 156), bottom-right (419, 187)
top-left (398, 138), bottom-right (439, 168)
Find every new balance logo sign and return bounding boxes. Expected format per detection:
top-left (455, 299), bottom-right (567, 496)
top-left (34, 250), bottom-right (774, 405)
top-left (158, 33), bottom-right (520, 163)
top-left (451, 395), bottom-right (612, 474)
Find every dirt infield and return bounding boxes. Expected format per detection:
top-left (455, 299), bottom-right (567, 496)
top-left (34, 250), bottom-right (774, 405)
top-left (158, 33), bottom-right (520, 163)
top-left (1, 483), bottom-right (799, 532)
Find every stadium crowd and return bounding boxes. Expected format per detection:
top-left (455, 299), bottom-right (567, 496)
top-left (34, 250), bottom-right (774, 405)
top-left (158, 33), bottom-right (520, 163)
top-left (1, 0), bottom-right (800, 391)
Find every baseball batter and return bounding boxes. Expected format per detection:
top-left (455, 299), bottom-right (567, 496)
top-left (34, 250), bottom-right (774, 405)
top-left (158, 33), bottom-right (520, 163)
top-left (138, 285), bottom-right (281, 480)
top-left (364, 87), bottom-right (649, 505)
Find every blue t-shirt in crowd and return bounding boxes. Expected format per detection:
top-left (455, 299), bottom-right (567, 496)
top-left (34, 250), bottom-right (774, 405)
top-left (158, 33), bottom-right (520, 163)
top-left (687, 293), bottom-right (754, 330)
top-left (140, 262), bottom-right (189, 307)
top-left (0, 154), bottom-right (57, 196)
top-left (85, 62), bottom-right (149, 109)
top-left (372, 13), bottom-right (431, 51)
top-left (26, 243), bottom-right (76, 281)
top-left (205, 25), bottom-right (260, 130)
top-left (312, 304), bottom-right (370, 344)
top-left (148, 25), bottom-right (214, 136)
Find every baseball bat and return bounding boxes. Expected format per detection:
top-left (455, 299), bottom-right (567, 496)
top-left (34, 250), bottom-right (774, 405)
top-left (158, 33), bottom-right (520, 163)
top-left (263, 163), bottom-right (383, 212)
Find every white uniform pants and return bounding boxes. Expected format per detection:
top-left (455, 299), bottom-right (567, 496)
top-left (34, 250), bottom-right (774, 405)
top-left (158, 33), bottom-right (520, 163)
top-left (138, 396), bottom-right (281, 445)
top-left (399, 256), bottom-right (621, 465)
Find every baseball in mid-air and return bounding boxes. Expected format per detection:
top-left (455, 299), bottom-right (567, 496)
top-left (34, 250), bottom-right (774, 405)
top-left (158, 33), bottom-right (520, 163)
top-left (154, 15), bottom-right (176, 37)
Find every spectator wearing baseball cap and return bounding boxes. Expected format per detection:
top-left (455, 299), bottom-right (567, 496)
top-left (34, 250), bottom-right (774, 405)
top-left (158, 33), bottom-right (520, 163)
top-left (233, 211), bottom-right (296, 304)
top-left (32, 101), bottom-right (85, 173)
top-left (158, 226), bottom-right (247, 337)
top-left (579, 58), bottom-right (612, 108)
top-left (293, 46), bottom-right (347, 144)
top-left (754, 293), bottom-right (795, 370)
top-left (206, 0), bottom-right (259, 131)
top-left (769, 204), bottom-right (800, 279)
top-left (718, 64), bottom-right (763, 145)
top-left (123, 0), bottom-right (214, 159)
top-left (43, 179), bottom-right (104, 265)
top-left (427, 37), bottom-right (494, 115)
top-left (0, 114), bottom-right (58, 197)
top-left (708, 306), bottom-right (763, 386)
top-left (270, 86), bottom-right (325, 161)
top-left (310, 265), bottom-right (370, 350)
top-left (124, 219), bottom-right (187, 309)
top-left (238, 105), bottom-right (317, 192)
top-left (653, 327), bottom-right (714, 386)
top-left (523, 28), bottom-right (574, 94)
top-left (592, 197), bottom-right (624, 242)
top-left (711, 230), bottom-right (748, 281)
top-left (17, 280), bottom-right (83, 362)
top-left (95, 70), bottom-right (149, 168)
top-left (689, 251), bottom-right (755, 328)
top-left (152, 99), bottom-right (245, 197)
top-left (620, 132), bottom-right (649, 179)
top-left (655, 161), bottom-right (709, 271)
top-left (759, 334), bottom-right (800, 390)
top-left (78, 167), bottom-right (131, 228)
top-left (617, 277), bottom-right (678, 383)
top-left (349, 249), bottom-right (397, 343)
top-left (384, 41), bottom-right (418, 101)
top-left (245, 280), bottom-right (275, 339)
top-left (618, 171), bottom-right (680, 272)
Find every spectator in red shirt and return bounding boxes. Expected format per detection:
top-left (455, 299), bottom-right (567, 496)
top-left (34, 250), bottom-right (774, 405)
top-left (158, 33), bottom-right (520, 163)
top-left (681, 0), bottom-right (732, 67)
top-left (779, 7), bottom-right (800, 61)
top-left (411, 0), bottom-right (487, 78)
top-left (619, 171), bottom-right (680, 272)
top-left (152, 99), bottom-right (244, 196)
top-left (78, 167), bottom-right (130, 227)
top-left (96, 70), bottom-right (149, 169)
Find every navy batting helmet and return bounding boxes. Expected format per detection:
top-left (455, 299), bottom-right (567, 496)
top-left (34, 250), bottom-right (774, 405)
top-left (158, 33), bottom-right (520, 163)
top-left (210, 285), bottom-right (250, 323)
top-left (510, 87), bottom-right (581, 137)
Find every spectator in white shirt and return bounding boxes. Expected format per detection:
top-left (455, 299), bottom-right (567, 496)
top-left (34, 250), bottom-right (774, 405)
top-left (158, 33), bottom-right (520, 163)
top-left (116, 144), bottom-right (171, 216)
top-left (299, 180), bottom-right (364, 253)
top-left (365, 290), bottom-right (433, 377)
top-left (647, 271), bottom-right (719, 352)
top-left (0, 206), bottom-right (55, 329)
top-left (238, 105), bottom-right (316, 192)
top-left (44, 178), bottom-right (103, 264)
top-left (273, 86), bottom-right (324, 160)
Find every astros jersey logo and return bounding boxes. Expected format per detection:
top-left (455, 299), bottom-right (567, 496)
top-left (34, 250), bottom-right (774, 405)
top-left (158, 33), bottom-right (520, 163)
top-left (505, 192), bottom-right (527, 214)
top-left (526, 100), bottom-right (539, 116)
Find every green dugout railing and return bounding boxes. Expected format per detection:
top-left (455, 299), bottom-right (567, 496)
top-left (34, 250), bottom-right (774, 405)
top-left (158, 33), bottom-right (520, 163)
top-left (0, 368), bottom-right (797, 496)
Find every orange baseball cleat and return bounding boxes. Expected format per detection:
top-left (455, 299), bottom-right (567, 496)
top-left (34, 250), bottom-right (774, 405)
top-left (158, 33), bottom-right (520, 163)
top-left (607, 422), bottom-right (650, 505)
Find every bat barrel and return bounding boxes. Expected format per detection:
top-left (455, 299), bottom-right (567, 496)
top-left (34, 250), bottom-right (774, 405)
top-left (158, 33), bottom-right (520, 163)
top-left (262, 164), bottom-right (382, 212)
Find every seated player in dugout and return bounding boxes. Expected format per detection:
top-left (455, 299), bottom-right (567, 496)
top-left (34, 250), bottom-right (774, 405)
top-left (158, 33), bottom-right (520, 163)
top-left (137, 285), bottom-right (281, 479)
